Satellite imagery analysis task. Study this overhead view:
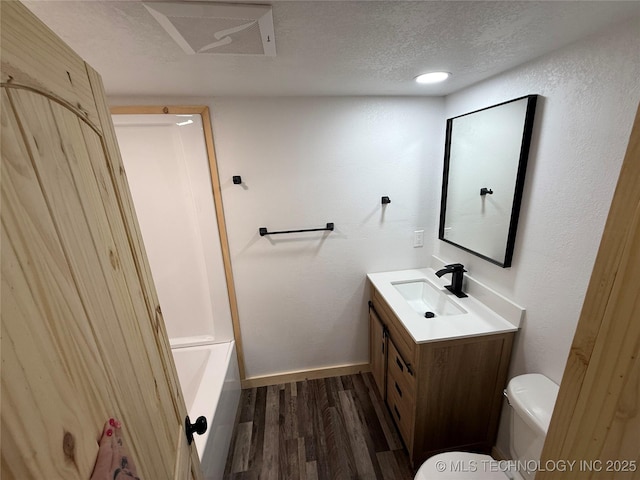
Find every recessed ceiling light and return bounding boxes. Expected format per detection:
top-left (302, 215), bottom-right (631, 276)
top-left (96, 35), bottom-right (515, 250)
top-left (415, 72), bottom-right (450, 84)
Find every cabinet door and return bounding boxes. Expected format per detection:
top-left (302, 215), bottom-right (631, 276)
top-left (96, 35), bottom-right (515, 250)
top-left (1, 2), bottom-right (198, 478)
top-left (370, 308), bottom-right (387, 398)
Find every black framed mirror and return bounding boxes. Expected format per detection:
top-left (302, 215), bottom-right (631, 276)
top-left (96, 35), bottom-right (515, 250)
top-left (439, 95), bottom-right (538, 267)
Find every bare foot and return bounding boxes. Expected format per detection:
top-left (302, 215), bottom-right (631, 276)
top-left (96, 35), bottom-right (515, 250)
top-left (90, 418), bottom-right (140, 480)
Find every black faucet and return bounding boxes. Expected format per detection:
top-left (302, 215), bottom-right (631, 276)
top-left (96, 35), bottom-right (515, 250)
top-left (435, 263), bottom-right (468, 298)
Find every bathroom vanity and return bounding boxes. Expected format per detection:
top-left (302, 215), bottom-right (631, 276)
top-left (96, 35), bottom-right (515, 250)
top-left (367, 264), bottom-right (523, 467)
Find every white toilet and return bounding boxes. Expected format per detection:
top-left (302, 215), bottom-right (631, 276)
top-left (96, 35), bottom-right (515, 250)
top-left (415, 374), bottom-right (559, 480)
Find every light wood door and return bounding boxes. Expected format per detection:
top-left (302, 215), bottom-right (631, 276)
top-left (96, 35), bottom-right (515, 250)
top-left (1, 2), bottom-right (201, 478)
top-left (539, 105), bottom-right (640, 478)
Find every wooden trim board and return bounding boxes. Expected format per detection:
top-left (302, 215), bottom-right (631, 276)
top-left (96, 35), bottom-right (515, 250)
top-left (241, 363), bottom-right (371, 389)
top-left (109, 105), bottom-right (246, 379)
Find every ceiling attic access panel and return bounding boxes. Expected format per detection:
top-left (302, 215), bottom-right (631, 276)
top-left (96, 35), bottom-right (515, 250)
top-left (143, 2), bottom-right (276, 56)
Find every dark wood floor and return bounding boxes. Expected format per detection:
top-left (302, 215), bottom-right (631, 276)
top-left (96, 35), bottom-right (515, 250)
top-left (223, 373), bottom-right (415, 480)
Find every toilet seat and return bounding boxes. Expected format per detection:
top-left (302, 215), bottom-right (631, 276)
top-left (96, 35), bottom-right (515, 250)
top-left (414, 452), bottom-right (521, 479)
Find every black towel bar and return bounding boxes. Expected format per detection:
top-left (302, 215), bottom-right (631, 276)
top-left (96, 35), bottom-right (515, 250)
top-left (259, 223), bottom-right (334, 236)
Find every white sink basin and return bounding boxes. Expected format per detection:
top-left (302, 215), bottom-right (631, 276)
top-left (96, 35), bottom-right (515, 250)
top-left (392, 279), bottom-right (467, 317)
top-left (368, 265), bottom-right (524, 344)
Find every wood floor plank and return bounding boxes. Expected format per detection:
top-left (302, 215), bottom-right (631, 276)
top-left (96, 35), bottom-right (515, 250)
top-left (377, 450), bottom-right (403, 480)
top-left (284, 381), bottom-right (298, 439)
top-left (322, 379), bottom-right (352, 479)
top-left (223, 373), bottom-right (414, 480)
top-left (297, 437), bottom-right (307, 480)
top-left (306, 460), bottom-right (319, 480)
top-left (262, 384), bottom-right (280, 480)
top-left (352, 373), bottom-right (391, 452)
top-left (350, 386), bottom-right (386, 480)
top-left (340, 374), bottom-right (355, 391)
top-left (297, 380), bottom-right (312, 438)
top-left (328, 405), bottom-right (358, 478)
top-left (363, 373), bottom-right (403, 451)
top-left (304, 434), bottom-right (316, 464)
top-left (279, 387), bottom-right (289, 477)
top-left (286, 437), bottom-right (300, 480)
top-left (307, 378), bottom-right (331, 480)
top-left (349, 376), bottom-right (389, 477)
top-left (231, 422), bottom-right (253, 473)
top-left (339, 389), bottom-right (378, 479)
top-left (324, 376), bottom-right (340, 408)
top-left (393, 449), bottom-right (415, 479)
top-left (247, 386), bottom-right (267, 477)
top-left (239, 387), bottom-right (257, 423)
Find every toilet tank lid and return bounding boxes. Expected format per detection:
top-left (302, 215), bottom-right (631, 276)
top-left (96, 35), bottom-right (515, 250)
top-left (507, 374), bottom-right (559, 435)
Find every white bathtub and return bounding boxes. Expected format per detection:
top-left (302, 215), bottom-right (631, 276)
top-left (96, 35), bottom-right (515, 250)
top-left (171, 340), bottom-right (241, 479)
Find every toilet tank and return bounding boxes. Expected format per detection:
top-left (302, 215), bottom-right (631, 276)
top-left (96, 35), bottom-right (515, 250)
top-left (507, 374), bottom-right (559, 479)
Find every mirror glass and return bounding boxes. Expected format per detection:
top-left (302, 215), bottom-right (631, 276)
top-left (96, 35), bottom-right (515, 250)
top-left (439, 95), bottom-right (538, 267)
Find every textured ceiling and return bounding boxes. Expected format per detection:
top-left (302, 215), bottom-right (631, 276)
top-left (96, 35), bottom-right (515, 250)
top-left (24, 0), bottom-right (640, 97)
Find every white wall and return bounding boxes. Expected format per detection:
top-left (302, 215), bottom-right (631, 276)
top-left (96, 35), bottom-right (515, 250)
top-left (435, 17), bottom-right (640, 455)
top-left (109, 96), bottom-right (445, 379)
top-left (211, 97), bottom-right (444, 378)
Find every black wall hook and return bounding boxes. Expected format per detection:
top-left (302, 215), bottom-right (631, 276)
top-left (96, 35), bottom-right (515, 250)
top-left (381, 196), bottom-right (391, 204)
top-left (233, 175), bottom-right (242, 185)
top-left (185, 415), bottom-right (207, 445)
top-left (480, 188), bottom-right (494, 196)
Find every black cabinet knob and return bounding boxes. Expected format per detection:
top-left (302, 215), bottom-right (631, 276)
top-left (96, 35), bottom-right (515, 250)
top-left (185, 415), bottom-right (208, 445)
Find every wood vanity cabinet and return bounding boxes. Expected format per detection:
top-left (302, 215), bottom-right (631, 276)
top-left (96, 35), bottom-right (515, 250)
top-left (369, 286), bottom-right (515, 467)
top-left (370, 306), bottom-right (387, 397)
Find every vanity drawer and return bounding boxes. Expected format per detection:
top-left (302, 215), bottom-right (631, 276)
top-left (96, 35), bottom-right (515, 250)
top-left (386, 366), bottom-right (414, 446)
top-left (372, 287), bottom-right (416, 366)
top-left (387, 340), bottom-right (416, 398)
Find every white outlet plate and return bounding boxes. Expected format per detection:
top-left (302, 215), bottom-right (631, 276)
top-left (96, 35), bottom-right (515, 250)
top-left (413, 229), bottom-right (424, 248)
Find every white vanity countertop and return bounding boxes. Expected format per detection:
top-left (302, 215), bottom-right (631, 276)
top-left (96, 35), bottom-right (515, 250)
top-left (367, 268), bottom-right (522, 344)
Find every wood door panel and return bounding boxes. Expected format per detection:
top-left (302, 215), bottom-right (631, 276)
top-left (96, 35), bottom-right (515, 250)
top-left (77, 95), bottom-right (188, 424)
top-left (5, 87), bottom-right (182, 476)
top-left (78, 114), bottom-right (197, 476)
top-left (0, 1), bottom-right (100, 126)
top-left (2, 239), bottom-right (97, 478)
top-left (84, 68), bottom-right (189, 422)
top-left (423, 340), bottom-right (500, 448)
top-left (1, 2), bottom-right (197, 478)
top-left (2, 91), bottom-right (113, 477)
